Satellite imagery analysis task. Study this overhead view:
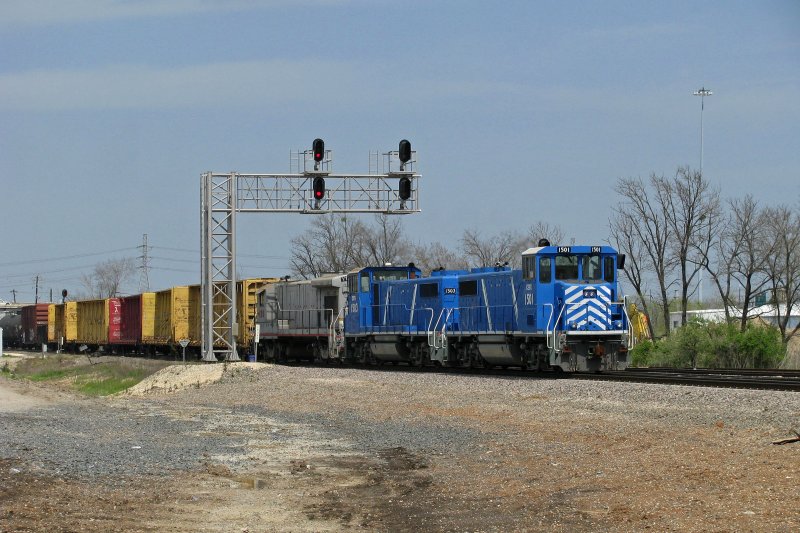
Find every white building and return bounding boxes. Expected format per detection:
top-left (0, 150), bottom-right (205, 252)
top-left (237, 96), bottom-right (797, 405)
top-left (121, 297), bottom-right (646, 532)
top-left (669, 304), bottom-right (800, 331)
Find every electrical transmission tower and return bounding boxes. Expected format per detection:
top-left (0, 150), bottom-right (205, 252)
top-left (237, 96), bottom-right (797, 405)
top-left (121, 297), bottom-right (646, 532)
top-left (138, 233), bottom-right (151, 292)
top-left (201, 139), bottom-right (421, 362)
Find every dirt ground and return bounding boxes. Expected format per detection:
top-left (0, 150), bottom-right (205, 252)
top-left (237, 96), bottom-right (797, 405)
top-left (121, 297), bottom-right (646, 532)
top-left (2, 356), bottom-right (800, 532)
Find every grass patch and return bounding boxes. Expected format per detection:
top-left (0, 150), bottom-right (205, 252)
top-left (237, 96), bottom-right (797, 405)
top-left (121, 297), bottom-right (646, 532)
top-left (12, 355), bottom-right (171, 396)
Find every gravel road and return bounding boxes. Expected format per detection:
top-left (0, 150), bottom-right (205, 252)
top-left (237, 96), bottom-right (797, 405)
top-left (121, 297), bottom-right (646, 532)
top-left (2, 362), bottom-right (799, 532)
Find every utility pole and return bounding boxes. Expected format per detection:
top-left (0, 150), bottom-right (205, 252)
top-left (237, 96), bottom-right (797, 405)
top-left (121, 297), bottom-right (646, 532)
top-left (34, 275), bottom-right (39, 304)
top-left (138, 233), bottom-right (151, 292)
top-left (10, 289), bottom-right (17, 303)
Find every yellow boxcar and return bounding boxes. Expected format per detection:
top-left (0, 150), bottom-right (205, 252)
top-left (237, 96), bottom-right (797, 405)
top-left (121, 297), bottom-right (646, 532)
top-left (154, 286), bottom-right (191, 346)
top-left (149, 279), bottom-right (276, 351)
top-left (76, 298), bottom-right (122, 346)
top-left (185, 278), bottom-right (277, 348)
top-left (48, 302), bottom-right (78, 345)
top-left (140, 292), bottom-right (157, 345)
top-left (238, 278), bottom-right (277, 346)
top-left (47, 304), bottom-right (57, 343)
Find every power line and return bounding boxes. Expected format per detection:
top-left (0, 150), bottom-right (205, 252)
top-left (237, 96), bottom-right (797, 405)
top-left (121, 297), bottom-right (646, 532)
top-left (151, 245), bottom-right (286, 259)
top-left (0, 247), bottom-right (138, 268)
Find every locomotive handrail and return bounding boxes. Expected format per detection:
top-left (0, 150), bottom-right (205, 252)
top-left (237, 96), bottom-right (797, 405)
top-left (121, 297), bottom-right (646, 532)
top-left (426, 307), bottom-right (440, 347)
top-left (266, 306), bottom-right (335, 335)
top-left (621, 295), bottom-right (633, 348)
top-left (441, 304), bottom-right (516, 334)
top-left (433, 308), bottom-right (455, 349)
top-left (327, 306), bottom-right (345, 359)
top-left (429, 307), bottom-right (455, 348)
top-left (429, 308), bottom-right (445, 347)
top-left (361, 304), bottom-right (433, 334)
top-left (543, 304), bottom-right (555, 349)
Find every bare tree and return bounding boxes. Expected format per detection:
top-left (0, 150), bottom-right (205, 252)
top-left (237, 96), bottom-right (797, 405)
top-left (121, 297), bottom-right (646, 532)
top-left (705, 196), bottom-right (773, 329)
top-left (412, 241), bottom-right (469, 275)
top-left (662, 167), bottom-right (721, 326)
top-left (290, 215), bottom-right (370, 278)
top-left (460, 229), bottom-right (521, 267)
top-left (526, 221), bottom-right (564, 247)
top-left (763, 205), bottom-right (800, 344)
top-left (361, 213), bottom-right (412, 266)
top-left (290, 214), bottom-right (413, 278)
top-left (80, 257), bottom-right (136, 298)
top-left (609, 209), bottom-right (657, 340)
top-left (614, 174), bottom-right (675, 336)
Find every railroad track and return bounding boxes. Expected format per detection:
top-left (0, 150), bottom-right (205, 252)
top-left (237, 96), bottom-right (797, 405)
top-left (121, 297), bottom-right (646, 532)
top-left (8, 348), bottom-right (799, 391)
top-left (573, 367), bottom-right (800, 392)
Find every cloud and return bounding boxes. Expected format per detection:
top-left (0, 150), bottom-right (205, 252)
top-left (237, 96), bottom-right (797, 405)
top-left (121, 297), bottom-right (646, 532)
top-left (0, 0), bottom-right (350, 28)
top-left (0, 60), bottom-right (519, 111)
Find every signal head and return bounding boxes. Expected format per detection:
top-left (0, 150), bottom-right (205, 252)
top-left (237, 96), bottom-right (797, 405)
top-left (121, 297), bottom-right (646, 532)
top-left (313, 176), bottom-right (326, 200)
top-left (398, 176), bottom-right (412, 201)
top-left (313, 138), bottom-right (325, 162)
top-left (398, 139), bottom-right (411, 163)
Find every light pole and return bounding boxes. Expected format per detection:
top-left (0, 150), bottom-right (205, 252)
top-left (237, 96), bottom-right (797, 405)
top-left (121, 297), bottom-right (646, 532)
top-left (693, 86), bottom-right (712, 175)
top-left (693, 86), bottom-right (712, 306)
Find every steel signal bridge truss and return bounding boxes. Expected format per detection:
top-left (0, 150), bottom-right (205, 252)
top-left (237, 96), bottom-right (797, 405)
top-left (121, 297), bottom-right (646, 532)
top-left (201, 147), bottom-right (420, 362)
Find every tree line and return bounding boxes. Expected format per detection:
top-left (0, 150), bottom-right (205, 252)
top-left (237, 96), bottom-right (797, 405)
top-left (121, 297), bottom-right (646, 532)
top-left (289, 214), bottom-right (564, 280)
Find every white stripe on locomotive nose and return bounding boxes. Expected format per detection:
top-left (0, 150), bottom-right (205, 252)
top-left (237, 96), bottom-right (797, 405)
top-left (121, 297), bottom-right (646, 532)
top-left (569, 307), bottom-right (588, 321)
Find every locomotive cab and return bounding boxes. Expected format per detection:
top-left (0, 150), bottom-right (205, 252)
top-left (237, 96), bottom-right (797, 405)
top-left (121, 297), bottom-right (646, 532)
top-left (520, 245), bottom-right (630, 371)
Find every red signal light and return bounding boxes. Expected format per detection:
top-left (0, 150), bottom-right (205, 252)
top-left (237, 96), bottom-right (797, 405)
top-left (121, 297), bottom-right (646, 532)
top-left (313, 138), bottom-right (324, 162)
top-left (313, 177), bottom-right (325, 200)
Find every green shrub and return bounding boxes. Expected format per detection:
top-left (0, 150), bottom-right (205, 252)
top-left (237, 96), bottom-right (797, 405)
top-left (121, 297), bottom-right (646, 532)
top-left (632, 319), bottom-right (785, 369)
top-left (630, 339), bottom-right (655, 367)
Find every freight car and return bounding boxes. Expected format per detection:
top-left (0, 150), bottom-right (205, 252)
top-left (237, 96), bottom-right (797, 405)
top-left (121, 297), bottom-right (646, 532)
top-left (258, 242), bottom-right (631, 372)
top-left (75, 298), bottom-right (122, 350)
top-left (42, 278), bottom-right (275, 357)
top-left (48, 301), bottom-right (77, 350)
top-left (20, 304), bottom-right (49, 349)
top-left (0, 309), bottom-right (22, 347)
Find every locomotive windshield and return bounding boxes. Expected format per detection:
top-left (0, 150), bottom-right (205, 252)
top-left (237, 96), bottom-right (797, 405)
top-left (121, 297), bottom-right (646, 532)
top-left (555, 255), bottom-right (579, 280)
top-left (582, 256), bottom-right (602, 281)
top-left (373, 270), bottom-right (409, 282)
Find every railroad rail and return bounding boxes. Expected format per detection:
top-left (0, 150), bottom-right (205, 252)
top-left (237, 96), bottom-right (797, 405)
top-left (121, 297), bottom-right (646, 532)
top-left (573, 367), bottom-right (800, 392)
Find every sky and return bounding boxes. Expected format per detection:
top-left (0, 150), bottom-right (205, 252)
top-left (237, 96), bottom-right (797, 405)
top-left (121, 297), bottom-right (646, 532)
top-left (1, 0), bottom-right (798, 302)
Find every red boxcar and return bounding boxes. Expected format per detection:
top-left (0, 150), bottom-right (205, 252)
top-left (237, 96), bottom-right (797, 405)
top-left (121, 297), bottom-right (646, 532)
top-left (21, 303), bottom-right (50, 347)
top-left (117, 295), bottom-right (143, 345)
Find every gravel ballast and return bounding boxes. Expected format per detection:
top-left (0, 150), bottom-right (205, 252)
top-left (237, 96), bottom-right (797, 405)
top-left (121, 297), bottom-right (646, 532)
top-left (2, 362), bottom-right (799, 532)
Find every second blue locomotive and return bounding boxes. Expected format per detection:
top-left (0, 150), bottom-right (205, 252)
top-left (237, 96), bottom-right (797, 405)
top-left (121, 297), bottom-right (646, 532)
top-left (256, 242), bottom-right (631, 372)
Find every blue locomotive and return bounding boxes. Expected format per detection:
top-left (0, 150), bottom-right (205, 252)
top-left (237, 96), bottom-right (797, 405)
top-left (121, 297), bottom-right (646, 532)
top-left (256, 240), bottom-right (631, 372)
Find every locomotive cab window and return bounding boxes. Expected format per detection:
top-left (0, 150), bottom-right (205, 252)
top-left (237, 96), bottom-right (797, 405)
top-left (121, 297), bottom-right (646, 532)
top-left (582, 255), bottom-right (602, 281)
top-left (522, 256), bottom-right (536, 280)
top-left (459, 280), bottom-right (478, 296)
top-left (419, 283), bottom-right (439, 298)
top-left (348, 274), bottom-right (359, 294)
top-left (539, 257), bottom-right (552, 283)
top-left (373, 270), bottom-right (408, 282)
top-left (604, 257), bottom-right (615, 283)
top-left (360, 273), bottom-right (370, 293)
top-left (555, 255), bottom-right (578, 280)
